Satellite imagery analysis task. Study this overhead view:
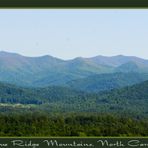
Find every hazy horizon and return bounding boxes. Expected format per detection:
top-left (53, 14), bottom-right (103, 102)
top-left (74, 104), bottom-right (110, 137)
top-left (0, 50), bottom-right (148, 60)
top-left (0, 10), bottom-right (148, 59)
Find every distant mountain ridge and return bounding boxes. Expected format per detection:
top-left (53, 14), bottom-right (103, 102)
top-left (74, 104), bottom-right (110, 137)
top-left (0, 51), bottom-right (148, 87)
top-left (88, 55), bottom-right (148, 67)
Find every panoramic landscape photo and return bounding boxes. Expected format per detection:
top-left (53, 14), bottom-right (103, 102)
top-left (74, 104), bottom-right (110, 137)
top-left (0, 9), bottom-right (148, 136)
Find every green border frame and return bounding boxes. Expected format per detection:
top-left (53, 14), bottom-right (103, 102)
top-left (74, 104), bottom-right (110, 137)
top-left (0, 0), bottom-right (148, 8)
top-left (0, 0), bottom-right (148, 147)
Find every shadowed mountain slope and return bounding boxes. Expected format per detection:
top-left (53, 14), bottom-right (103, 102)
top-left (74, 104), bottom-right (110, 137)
top-left (66, 72), bottom-right (148, 92)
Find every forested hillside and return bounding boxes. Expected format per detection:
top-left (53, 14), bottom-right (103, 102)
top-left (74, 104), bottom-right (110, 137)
top-left (0, 80), bottom-right (148, 117)
top-left (66, 72), bottom-right (148, 92)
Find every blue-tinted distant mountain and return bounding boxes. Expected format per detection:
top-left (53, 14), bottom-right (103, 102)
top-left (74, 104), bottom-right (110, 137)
top-left (88, 55), bottom-right (148, 67)
top-left (0, 51), bottom-right (114, 86)
top-left (0, 51), bottom-right (66, 86)
top-left (0, 51), bottom-right (148, 86)
top-left (31, 57), bottom-right (114, 86)
top-left (87, 55), bottom-right (148, 73)
top-left (115, 61), bottom-right (148, 73)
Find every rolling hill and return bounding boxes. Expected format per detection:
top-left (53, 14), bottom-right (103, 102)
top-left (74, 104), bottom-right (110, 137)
top-left (95, 80), bottom-right (148, 116)
top-left (0, 80), bottom-right (148, 116)
top-left (66, 72), bottom-right (148, 92)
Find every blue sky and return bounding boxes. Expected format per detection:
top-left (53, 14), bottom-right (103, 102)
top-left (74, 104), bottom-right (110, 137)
top-left (0, 9), bottom-right (148, 59)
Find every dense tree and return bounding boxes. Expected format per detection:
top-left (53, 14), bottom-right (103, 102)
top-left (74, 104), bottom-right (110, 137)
top-left (0, 113), bottom-right (147, 137)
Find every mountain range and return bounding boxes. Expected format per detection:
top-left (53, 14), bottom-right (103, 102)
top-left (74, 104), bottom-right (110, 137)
top-left (0, 51), bottom-right (148, 87)
top-left (0, 51), bottom-right (148, 116)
